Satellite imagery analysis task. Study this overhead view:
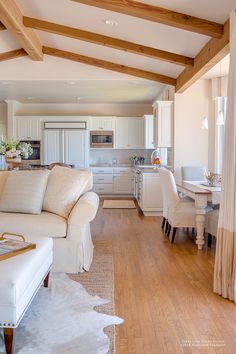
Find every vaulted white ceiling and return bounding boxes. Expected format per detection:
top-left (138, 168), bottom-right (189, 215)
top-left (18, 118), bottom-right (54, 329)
top-left (0, 0), bottom-right (234, 103)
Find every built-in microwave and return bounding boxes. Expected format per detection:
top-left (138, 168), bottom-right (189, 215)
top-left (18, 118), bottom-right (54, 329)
top-left (90, 131), bottom-right (113, 148)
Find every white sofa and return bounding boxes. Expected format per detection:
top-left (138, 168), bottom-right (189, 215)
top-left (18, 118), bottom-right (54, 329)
top-left (0, 167), bottom-right (99, 273)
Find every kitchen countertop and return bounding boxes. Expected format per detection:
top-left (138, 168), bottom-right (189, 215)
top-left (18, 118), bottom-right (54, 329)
top-left (89, 163), bottom-right (133, 167)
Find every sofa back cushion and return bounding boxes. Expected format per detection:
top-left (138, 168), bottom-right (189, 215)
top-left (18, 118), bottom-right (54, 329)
top-left (43, 166), bottom-right (91, 218)
top-left (0, 170), bottom-right (50, 214)
top-left (0, 171), bottom-right (10, 198)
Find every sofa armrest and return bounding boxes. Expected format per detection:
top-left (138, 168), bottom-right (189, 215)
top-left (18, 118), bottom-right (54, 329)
top-left (67, 192), bottom-right (99, 239)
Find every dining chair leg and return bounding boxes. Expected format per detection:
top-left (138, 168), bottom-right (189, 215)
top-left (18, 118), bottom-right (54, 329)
top-left (167, 224), bottom-right (172, 236)
top-left (161, 217), bottom-right (166, 229)
top-left (208, 233), bottom-right (212, 248)
top-left (165, 221), bottom-right (169, 234)
top-left (171, 227), bottom-right (177, 243)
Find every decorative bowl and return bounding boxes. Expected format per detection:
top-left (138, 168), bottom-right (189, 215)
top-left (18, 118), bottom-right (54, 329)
top-left (205, 172), bottom-right (221, 186)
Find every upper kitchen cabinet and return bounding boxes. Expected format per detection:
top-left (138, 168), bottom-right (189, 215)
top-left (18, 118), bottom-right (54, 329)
top-left (90, 117), bottom-right (115, 131)
top-left (153, 101), bottom-right (173, 148)
top-left (115, 117), bottom-right (144, 149)
top-left (15, 116), bottom-right (42, 140)
top-left (143, 115), bottom-right (154, 149)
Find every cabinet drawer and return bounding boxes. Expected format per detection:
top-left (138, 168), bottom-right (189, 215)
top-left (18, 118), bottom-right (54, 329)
top-left (93, 174), bottom-right (113, 184)
top-left (93, 184), bottom-right (113, 194)
top-left (113, 167), bottom-right (132, 175)
top-left (91, 167), bottom-right (113, 174)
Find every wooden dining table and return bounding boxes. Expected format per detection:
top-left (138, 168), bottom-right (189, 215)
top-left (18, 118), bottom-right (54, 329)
top-left (176, 181), bottom-right (221, 250)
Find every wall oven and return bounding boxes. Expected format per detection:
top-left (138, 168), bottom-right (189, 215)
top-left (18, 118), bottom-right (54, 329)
top-left (20, 140), bottom-right (41, 164)
top-left (90, 131), bottom-right (113, 148)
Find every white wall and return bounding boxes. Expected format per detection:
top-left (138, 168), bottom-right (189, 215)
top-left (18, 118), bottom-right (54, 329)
top-left (14, 103), bottom-right (152, 117)
top-left (174, 79), bottom-right (210, 181)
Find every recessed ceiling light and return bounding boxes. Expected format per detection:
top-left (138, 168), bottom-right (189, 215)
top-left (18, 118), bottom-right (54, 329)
top-left (65, 81), bottom-right (76, 85)
top-left (76, 96), bottom-right (83, 100)
top-left (1, 81), bottom-right (11, 85)
top-left (104, 19), bottom-right (118, 26)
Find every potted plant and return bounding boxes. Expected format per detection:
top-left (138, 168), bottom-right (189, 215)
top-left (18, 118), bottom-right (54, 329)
top-left (0, 138), bottom-right (33, 166)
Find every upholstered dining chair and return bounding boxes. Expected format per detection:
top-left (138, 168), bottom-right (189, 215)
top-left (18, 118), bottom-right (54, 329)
top-left (159, 168), bottom-right (196, 243)
top-left (181, 166), bottom-right (206, 181)
top-left (48, 162), bottom-right (74, 170)
top-left (206, 209), bottom-right (219, 247)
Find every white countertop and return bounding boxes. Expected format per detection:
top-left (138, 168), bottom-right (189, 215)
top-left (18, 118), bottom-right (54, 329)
top-left (89, 163), bottom-right (133, 167)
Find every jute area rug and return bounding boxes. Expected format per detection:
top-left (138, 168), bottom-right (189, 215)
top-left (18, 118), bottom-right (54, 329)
top-left (69, 239), bottom-right (117, 354)
top-left (103, 199), bottom-right (136, 209)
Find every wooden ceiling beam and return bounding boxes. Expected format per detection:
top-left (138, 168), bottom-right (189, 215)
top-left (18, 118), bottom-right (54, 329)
top-left (43, 46), bottom-right (176, 85)
top-left (0, 21), bottom-right (6, 30)
top-left (0, 0), bottom-right (43, 60)
top-left (72, 0), bottom-right (224, 38)
top-left (24, 16), bottom-right (193, 67)
top-left (0, 48), bottom-right (27, 62)
top-left (176, 20), bottom-right (229, 93)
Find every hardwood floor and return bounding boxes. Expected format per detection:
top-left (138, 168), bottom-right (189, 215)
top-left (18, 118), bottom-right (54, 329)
top-left (91, 201), bottom-right (236, 354)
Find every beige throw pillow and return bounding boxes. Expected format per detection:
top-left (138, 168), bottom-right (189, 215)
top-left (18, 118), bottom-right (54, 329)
top-left (43, 166), bottom-right (90, 218)
top-left (0, 170), bottom-right (50, 214)
top-left (0, 171), bottom-right (10, 198)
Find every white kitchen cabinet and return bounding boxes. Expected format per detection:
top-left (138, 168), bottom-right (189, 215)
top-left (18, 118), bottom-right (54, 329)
top-left (115, 117), bottom-right (143, 149)
top-left (43, 129), bottom-right (88, 167)
top-left (138, 171), bottom-right (163, 216)
top-left (143, 115), bottom-right (154, 149)
top-left (113, 167), bottom-right (133, 194)
top-left (90, 117), bottom-right (115, 131)
top-left (64, 130), bottom-right (88, 168)
top-left (43, 130), bottom-right (61, 165)
top-left (15, 116), bottom-right (42, 140)
top-left (91, 166), bottom-right (133, 194)
top-left (113, 176), bottom-right (133, 194)
top-left (153, 101), bottom-right (173, 148)
top-left (91, 167), bottom-right (113, 194)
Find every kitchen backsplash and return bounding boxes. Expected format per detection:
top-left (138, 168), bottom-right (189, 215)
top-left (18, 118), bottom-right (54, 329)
top-left (90, 148), bottom-right (172, 166)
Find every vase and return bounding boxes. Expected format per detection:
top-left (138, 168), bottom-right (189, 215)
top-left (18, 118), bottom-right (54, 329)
top-left (150, 148), bottom-right (161, 167)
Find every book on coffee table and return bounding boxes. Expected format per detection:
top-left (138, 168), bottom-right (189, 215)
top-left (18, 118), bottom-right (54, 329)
top-left (0, 233), bottom-right (36, 261)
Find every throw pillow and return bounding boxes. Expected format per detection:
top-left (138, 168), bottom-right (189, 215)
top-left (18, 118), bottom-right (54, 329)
top-left (0, 170), bottom-right (50, 214)
top-left (43, 166), bottom-right (90, 218)
top-left (0, 171), bottom-right (10, 198)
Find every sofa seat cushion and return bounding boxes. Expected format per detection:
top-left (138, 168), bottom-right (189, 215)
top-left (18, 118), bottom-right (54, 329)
top-left (0, 170), bottom-right (50, 214)
top-left (43, 166), bottom-right (91, 218)
top-left (0, 235), bottom-right (53, 326)
top-left (0, 211), bottom-right (67, 238)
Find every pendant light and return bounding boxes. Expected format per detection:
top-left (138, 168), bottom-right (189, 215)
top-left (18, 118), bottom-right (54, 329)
top-left (201, 116), bottom-right (208, 130)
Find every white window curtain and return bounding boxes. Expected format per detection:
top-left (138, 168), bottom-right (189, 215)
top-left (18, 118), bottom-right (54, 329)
top-left (214, 97), bottom-right (227, 174)
top-left (214, 9), bottom-right (236, 301)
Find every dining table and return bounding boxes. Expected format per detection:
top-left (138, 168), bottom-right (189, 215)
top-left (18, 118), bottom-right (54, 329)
top-left (176, 181), bottom-right (221, 250)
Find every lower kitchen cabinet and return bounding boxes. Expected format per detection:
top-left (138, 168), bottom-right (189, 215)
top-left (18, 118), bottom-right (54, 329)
top-left (138, 172), bottom-right (163, 216)
top-left (91, 166), bottom-right (133, 194)
top-left (113, 176), bottom-right (133, 194)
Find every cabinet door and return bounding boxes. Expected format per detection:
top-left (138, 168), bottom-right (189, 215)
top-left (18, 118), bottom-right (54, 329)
top-left (90, 118), bottom-right (102, 130)
top-left (102, 117), bottom-right (114, 130)
top-left (128, 117), bottom-right (144, 149)
top-left (29, 118), bottom-right (42, 140)
top-left (90, 117), bottom-right (114, 130)
top-left (113, 176), bottom-right (133, 194)
top-left (144, 115), bottom-right (154, 149)
top-left (142, 174), bottom-right (163, 210)
top-left (16, 117), bottom-right (30, 140)
top-left (153, 101), bottom-right (173, 148)
top-left (43, 130), bottom-right (61, 165)
top-left (64, 130), bottom-right (88, 168)
top-left (115, 118), bottom-right (129, 148)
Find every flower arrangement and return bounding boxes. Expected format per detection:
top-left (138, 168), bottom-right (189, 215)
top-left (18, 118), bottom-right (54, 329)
top-left (0, 138), bottom-right (33, 159)
top-left (129, 155), bottom-right (145, 165)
